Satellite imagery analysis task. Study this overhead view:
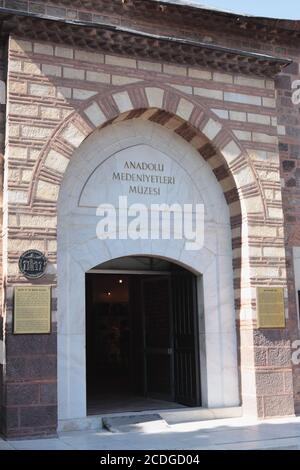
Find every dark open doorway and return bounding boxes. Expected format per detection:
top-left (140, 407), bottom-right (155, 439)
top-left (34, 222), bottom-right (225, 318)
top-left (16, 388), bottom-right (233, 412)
top-left (86, 257), bottom-right (201, 415)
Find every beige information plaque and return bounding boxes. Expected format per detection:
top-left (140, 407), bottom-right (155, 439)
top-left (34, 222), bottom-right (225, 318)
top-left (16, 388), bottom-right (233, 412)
top-left (257, 287), bottom-right (285, 329)
top-left (14, 286), bottom-right (51, 334)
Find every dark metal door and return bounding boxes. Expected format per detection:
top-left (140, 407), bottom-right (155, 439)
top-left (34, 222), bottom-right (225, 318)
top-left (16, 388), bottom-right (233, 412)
top-left (172, 271), bottom-right (201, 406)
top-left (141, 276), bottom-right (174, 401)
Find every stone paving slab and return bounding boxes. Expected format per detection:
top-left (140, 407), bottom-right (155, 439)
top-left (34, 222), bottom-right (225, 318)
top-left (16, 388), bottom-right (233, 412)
top-left (103, 414), bottom-right (169, 433)
top-left (1, 416), bottom-right (300, 450)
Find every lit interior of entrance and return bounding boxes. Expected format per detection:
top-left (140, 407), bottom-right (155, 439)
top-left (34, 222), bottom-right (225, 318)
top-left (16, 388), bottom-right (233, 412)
top-left (86, 256), bottom-right (201, 415)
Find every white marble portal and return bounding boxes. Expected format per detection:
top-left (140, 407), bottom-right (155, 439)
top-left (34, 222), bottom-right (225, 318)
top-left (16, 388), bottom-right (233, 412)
top-left (57, 119), bottom-right (240, 421)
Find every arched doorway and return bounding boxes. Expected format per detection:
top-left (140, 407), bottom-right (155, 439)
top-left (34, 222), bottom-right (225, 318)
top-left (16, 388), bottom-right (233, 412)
top-left (57, 118), bottom-right (239, 423)
top-left (86, 255), bottom-right (202, 415)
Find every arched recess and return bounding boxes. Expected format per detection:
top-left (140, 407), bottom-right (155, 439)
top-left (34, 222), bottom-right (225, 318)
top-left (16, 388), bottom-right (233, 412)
top-left (56, 116), bottom-right (240, 420)
top-left (27, 84), bottom-right (266, 421)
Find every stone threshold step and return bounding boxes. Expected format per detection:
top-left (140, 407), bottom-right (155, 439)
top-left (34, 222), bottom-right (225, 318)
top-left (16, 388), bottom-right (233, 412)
top-left (58, 406), bottom-right (242, 433)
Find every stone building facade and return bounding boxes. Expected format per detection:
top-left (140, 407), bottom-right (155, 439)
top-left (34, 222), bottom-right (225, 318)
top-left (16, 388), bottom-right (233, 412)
top-left (0, 0), bottom-right (299, 438)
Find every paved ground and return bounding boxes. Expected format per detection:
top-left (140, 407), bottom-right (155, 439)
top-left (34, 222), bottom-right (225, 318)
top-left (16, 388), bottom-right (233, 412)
top-left (1, 416), bottom-right (300, 450)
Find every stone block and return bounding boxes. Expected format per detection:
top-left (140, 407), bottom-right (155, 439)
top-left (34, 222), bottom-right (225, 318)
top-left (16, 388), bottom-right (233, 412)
top-left (8, 238), bottom-right (44, 252)
top-left (40, 383), bottom-right (57, 405)
top-left (194, 87), bottom-right (223, 100)
top-left (29, 83), bottom-right (55, 97)
top-left (10, 103), bottom-right (38, 116)
top-left (19, 214), bottom-right (57, 228)
top-left (254, 348), bottom-right (267, 366)
top-left (221, 140), bottom-right (241, 163)
top-left (176, 98), bottom-right (194, 121)
top-left (234, 165), bottom-right (255, 187)
top-left (213, 72), bottom-right (233, 83)
top-left (22, 125), bottom-right (52, 140)
top-left (254, 329), bottom-right (290, 348)
top-left (252, 132), bottom-right (278, 144)
top-left (61, 123), bottom-right (87, 147)
top-left (113, 91), bottom-right (133, 113)
top-left (264, 395), bottom-right (295, 417)
top-left (4, 407), bottom-right (19, 430)
top-left (8, 168), bottom-right (19, 182)
top-left (234, 130), bottom-right (252, 141)
top-left (266, 80), bottom-right (275, 90)
top-left (145, 87), bottom-right (164, 108)
top-left (20, 405), bottom-right (57, 428)
top-left (7, 190), bottom-right (27, 204)
top-left (57, 86), bottom-right (72, 99)
top-left (224, 92), bottom-right (261, 106)
top-left (277, 125), bottom-right (286, 136)
top-left (10, 38), bottom-right (32, 52)
top-left (23, 62), bottom-right (41, 75)
top-left (75, 50), bottom-right (104, 64)
top-left (243, 196), bottom-right (264, 214)
top-left (10, 81), bottom-right (27, 94)
top-left (188, 68), bottom-right (212, 80)
top-left (170, 84), bottom-right (193, 94)
top-left (48, 240), bottom-right (57, 252)
top-left (36, 180), bottom-right (60, 201)
top-left (40, 107), bottom-right (60, 119)
top-left (263, 247), bottom-right (285, 258)
top-left (263, 97), bottom-right (276, 108)
top-left (6, 383), bottom-right (39, 406)
top-left (33, 43), bottom-right (54, 56)
top-left (21, 169), bottom-right (33, 183)
top-left (248, 113), bottom-right (271, 125)
top-left (268, 207), bottom-right (283, 219)
top-left (163, 64), bottom-right (187, 76)
top-left (229, 110), bottom-right (247, 122)
top-left (45, 149), bottom-right (69, 173)
top-left (256, 371), bottom-right (285, 395)
top-left (55, 46), bottom-right (74, 59)
top-left (211, 108), bottom-right (229, 119)
top-left (9, 146), bottom-right (27, 159)
top-left (268, 348), bottom-right (291, 367)
top-left (84, 102), bottom-right (106, 127)
top-left (42, 64), bottom-right (62, 77)
top-left (106, 54), bottom-right (136, 68)
top-left (87, 71), bottom-right (110, 83)
top-left (63, 67), bottom-right (84, 80)
top-left (73, 89), bottom-right (97, 100)
top-left (9, 60), bottom-right (22, 72)
top-left (234, 76), bottom-right (265, 88)
top-left (112, 75), bottom-right (141, 85)
top-left (7, 334), bottom-right (56, 356)
top-left (9, 124), bottom-right (20, 137)
top-left (138, 60), bottom-right (162, 72)
top-left (202, 118), bottom-right (222, 140)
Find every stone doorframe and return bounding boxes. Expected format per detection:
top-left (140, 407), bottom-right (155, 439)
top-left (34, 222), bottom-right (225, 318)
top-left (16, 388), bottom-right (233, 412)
top-left (56, 117), bottom-right (239, 420)
top-left (27, 83), bottom-right (294, 418)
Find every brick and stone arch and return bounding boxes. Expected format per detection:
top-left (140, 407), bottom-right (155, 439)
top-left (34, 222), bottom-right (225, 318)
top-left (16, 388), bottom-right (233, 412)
top-left (29, 83), bottom-right (264, 297)
top-left (29, 83), bottom-right (269, 322)
top-left (25, 83), bottom-right (287, 418)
